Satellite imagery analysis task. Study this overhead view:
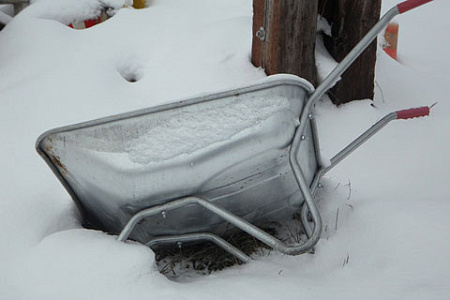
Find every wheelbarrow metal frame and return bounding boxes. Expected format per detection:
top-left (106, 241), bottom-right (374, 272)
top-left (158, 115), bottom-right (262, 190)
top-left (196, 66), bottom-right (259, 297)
top-left (36, 1), bottom-right (433, 263)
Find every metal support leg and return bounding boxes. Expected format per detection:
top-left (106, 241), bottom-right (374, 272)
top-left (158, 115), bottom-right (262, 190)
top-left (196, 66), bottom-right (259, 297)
top-left (147, 233), bottom-right (250, 263)
top-left (118, 195), bottom-right (321, 256)
top-left (288, 125), bottom-right (323, 250)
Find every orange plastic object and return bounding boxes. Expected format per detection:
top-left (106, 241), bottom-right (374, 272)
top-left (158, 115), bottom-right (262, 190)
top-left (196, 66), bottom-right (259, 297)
top-left (383, 23), bottom-right (399, 60)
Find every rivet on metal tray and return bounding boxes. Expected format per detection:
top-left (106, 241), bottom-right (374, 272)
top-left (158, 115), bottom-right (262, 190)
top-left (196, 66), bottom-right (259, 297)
top-left (161, 211), bottom-right (167, 219)
top-left (318, 183), bottom-right (323, 188)
top-left (308, 114), bottom-right (314, 119)
top-left (177, 241), bottom-right (182, 249)
top-left (301, 135), bottom-right (306, 140)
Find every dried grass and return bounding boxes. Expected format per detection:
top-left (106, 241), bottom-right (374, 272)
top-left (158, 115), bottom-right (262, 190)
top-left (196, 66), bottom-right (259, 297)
top-left (153, 215), bottom-right (307, 279)
top-left (154, 229), bottom-right (274, 278)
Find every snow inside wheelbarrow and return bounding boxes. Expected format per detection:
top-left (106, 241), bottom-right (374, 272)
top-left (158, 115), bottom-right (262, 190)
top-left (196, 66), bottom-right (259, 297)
top-left (36, 75), bottom-right (320, 244)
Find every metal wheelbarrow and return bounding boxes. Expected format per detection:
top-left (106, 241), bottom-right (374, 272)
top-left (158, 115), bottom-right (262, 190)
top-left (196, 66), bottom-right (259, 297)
top-left (36, 0), bottom-right (433, 263)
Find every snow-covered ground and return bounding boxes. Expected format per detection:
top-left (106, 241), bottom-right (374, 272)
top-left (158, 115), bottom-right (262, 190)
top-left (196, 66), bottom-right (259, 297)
top-left (1, 0), bottom-right (449, 299)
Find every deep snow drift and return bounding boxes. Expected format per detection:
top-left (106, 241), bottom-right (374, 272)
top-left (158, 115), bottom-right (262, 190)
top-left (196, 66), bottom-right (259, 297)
top-left (0, 0), bottom-right (449, 299)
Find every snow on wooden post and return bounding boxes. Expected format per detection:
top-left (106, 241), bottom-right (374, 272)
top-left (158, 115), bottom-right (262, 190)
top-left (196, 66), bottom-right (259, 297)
top-left (252, 0), bottom-right (319, 86)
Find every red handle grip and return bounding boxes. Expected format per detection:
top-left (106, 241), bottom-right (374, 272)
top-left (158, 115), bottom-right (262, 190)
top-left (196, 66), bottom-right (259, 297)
top-left (397, 0), bottom-right (433, 14)
top-left (396, 106), bottom-right (430, 120)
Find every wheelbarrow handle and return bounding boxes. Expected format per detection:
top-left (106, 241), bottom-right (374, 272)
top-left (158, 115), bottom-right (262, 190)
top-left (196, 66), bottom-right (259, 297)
top-left (396, 106), bottom-right (430, 119)
top-left (318, 106), bottom-right (431, 176)
top-left (397, 0), bottom-right (433, 14)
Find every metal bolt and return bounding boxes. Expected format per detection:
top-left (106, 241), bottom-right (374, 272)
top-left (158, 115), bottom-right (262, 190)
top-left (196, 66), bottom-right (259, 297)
top-left (256, 27), bottom-right (266, 41)
top-left (318, 183), bottom-right (323, 188)
top-left (301, 135), bottom-right (306, 140)
top-left (177, 241), bottom-right (182, 249)
top-left (161, 211), bottom-right (166, 219)
top-left (308, 113), bottom-right (314, 119)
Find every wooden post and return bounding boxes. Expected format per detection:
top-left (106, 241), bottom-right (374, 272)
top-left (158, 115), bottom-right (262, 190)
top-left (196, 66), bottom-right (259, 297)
top-left (252, 0), bottom-right (319, 86)
top-left (318, 0), bottom-right (382, 105)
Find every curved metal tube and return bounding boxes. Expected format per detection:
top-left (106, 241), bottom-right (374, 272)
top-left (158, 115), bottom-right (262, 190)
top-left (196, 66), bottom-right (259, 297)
top-left (118, 196), bottom-right (320, 256)
top-left (147, 233), bottom-right (250, 263)
top-left (300, 112), bottom-right (400, 236)
top-left (293, 8), bottom-right (401, 175)
top-left (294, 7), bottom-right (401, 240)
top-left (288, 126), bottom-right (323, 251)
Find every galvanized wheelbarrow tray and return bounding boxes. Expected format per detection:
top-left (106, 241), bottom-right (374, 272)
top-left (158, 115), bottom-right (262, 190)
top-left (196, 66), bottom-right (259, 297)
top-left (36, 0), bottom-right (433, 262)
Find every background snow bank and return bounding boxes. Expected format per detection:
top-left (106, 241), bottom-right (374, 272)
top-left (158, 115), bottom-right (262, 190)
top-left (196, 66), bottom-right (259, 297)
top-left (0, 0), bottom-right (449, 299)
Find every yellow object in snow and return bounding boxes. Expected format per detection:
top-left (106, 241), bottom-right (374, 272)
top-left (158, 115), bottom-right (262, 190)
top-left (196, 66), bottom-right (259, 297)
top-left (133, 0), bottom-right (146, 9)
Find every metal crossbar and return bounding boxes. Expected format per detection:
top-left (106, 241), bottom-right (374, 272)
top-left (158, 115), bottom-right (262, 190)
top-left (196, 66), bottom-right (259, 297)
top-left (118, 195), bottom-right (321, 256)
